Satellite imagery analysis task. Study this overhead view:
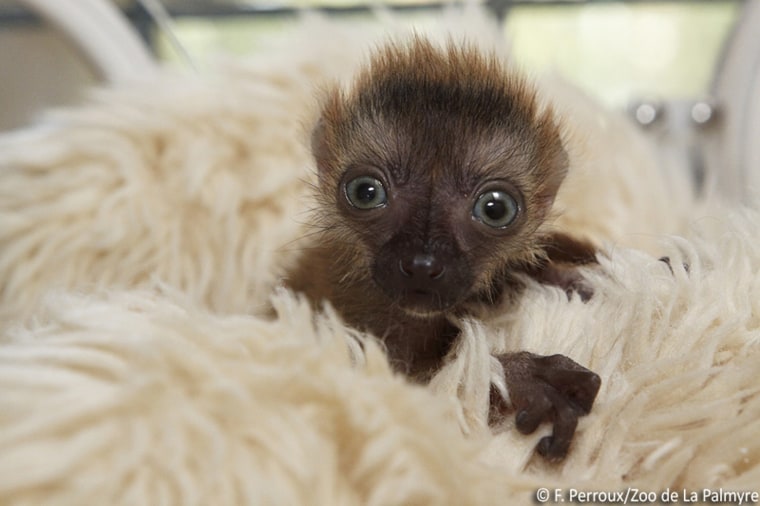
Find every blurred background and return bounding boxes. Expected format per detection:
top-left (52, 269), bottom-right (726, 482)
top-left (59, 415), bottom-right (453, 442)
top-left (0, 0), bottom-right (757, 198)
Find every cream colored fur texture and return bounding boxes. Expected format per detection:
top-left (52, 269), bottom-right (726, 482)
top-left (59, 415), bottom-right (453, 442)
top-left (1, 8), bottom-right (759, 505)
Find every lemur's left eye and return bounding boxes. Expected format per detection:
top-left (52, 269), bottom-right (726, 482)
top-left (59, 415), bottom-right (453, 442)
top-left (345, 176), bottom-right (387, 209)
top-left (472, 190), bottom-right (519, 228)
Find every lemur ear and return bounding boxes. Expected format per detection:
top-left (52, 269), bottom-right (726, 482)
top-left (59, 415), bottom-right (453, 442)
top-left (542, 145), bottom-right (569, 208)
top-left (311, 86), bottom-right (347, 183)
top-left (310, 118), bottom-right (330, 176)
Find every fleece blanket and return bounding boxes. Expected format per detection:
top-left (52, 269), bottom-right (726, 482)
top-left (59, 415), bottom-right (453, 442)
top-left (0, 8), bottom-right (758, 505)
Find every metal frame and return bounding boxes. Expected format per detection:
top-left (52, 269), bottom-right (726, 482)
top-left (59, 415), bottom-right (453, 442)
top-left (705, 0), bottom-right (760, 201)
top-left (13, 0), bottom-right (157, 82)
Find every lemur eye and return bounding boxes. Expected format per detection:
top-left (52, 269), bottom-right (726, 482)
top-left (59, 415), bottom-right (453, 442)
top-left (345, 176), bottom-right (387, 209)
top-left (472, 190), bottom-right (519, 228)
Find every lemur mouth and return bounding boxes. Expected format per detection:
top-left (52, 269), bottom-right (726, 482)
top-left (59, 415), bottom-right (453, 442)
top-left (395, 288), bottom-right (453, 317)
top-left (371, 257), bottom-right (470, 317)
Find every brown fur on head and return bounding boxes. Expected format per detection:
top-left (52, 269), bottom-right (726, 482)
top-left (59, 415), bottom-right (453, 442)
top-left (311, 36), bottom-right (569, 316)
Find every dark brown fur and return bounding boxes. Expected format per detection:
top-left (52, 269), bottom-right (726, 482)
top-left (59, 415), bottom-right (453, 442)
top-left (287, 37), bottom-right (600, 460)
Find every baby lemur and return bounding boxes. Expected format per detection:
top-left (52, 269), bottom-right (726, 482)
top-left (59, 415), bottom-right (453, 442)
top-left (288, 37), bottom-right (601, 461)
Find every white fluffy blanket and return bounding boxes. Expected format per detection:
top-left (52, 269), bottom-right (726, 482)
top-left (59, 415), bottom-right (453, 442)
top-left (1, 10), bottom-right (758, 505)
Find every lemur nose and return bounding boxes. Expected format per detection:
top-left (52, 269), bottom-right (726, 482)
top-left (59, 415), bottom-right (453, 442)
top-left (399, 254), bottom-right (445, 280)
